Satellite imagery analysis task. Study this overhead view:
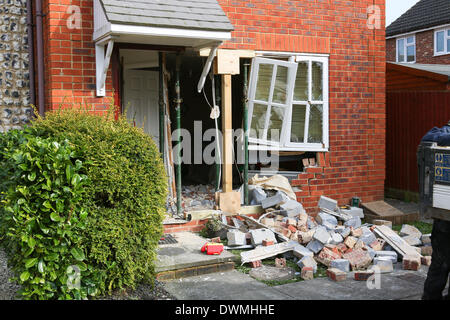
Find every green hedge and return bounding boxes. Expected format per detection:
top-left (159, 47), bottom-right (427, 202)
top-left (0, 107), bottom-right (168, 299)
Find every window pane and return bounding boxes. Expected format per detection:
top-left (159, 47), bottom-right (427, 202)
top-left (267, 106), bottom-right (285, 142)
top-left (406, 36), bottom-right (414, 44)
top-left (308, 104), bottom-right (323, 143)
top-left (437, 31), bottom-right (445, 52)
top-left (397, 39), bottom-right (405, 61)
top-left (255, 64), bottom-right (273, 101)
top-left (291, 104), bottom-right (306, 143)
top-left (312, 62), bottom-right (323, 101)
top-left (407, 45), bottom-right (415, 62)
top-left (294, 61), bottom-right (308, 101)
top-left (250, 103), bottom-right (268, 139)
top-left (272, 66), bottom-right (288, 104)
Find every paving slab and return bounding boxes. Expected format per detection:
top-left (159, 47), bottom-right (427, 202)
top-left (156, 232), bottom-right (237, 273)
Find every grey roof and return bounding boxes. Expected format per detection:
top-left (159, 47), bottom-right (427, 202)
top-left (391, 63), bottom-right (450, 80)
top-left (99, 0), bottom-right (234, 32)
top-left (386, 0), bottom-right (450, 37)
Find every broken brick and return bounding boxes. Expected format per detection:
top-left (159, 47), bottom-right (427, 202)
top-left (420, 246), bottom-right (433, 256)
top-left (336, 243), bottom-right (348, 254)
top-left (301, 267), bottom-right (314, 280)
top-left (316, 247), bottom-right (341, 267)
top-left (344, 236), bottom-right (357, 249)
top-left (288, 225), bottom-right (298, 233)
top-left (250, 260), bottom-right (262, 268)
top-left (275, 258), bottom-right (287, 269)
top-left (421, 256), bottom-right (432, 266)
top-left (342, 248), bottom-right (373, 271)
top-left (211, 237), bottom-right (221, 243)
top-left (262, 239), bottom-right (274, 246)
top-left (402, 255), bottom-right (421, 271)
top-left (369, 239), bottom-right (386, 251)
top-left (327, 268), bottom-right (347, 282)
top-left (354, 270), bottom-right (375, 281)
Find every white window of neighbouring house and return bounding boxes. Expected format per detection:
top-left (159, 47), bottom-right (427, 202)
top-left (397, 35), bottom-right (416, 63)
top-left (248, 55), bottom-right (329, 152)
top-left (435, 29), bottom-right (450, 55)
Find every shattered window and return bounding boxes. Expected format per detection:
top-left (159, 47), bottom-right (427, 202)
top-left (248, 55), bottom-right (329, 151)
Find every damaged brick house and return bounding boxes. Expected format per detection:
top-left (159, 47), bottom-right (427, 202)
top-left (25, 0), bottom-right (386, 227)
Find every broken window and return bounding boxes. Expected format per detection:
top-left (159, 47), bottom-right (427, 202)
top-left (248, 55), bottom-right (329, 152)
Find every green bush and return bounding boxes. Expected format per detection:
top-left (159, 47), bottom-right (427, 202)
top-left (0, 130), bottom-right (97, 299)
top-left (30, 107), bottom-right (168, 295)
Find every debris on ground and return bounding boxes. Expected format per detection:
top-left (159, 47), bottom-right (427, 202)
top-left (219, 192), bottom-right (431, 282)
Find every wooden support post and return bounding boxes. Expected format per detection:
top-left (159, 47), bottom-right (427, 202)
top-left (222, 74), bottom-right (233, 193)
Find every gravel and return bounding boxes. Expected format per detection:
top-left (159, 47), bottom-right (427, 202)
top-left (0, 247), bottom-right (175, 300)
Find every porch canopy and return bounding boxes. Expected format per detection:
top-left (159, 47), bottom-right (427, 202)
top-left (93, 0), bottom-right (234, 96)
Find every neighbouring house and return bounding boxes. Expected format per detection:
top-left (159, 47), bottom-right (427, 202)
top-left (386, 0), bottom-right (450, 65)
top-left (385, 0), bottom-right (450, 202)
top-left (20, 0), bottom-right (386, 230)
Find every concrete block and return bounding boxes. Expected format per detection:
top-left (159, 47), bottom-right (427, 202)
top-left (326, 268), bottom-right (347, 282)
top-left (261, 193), bottom-right (284, 209)
top-left (344, 216), bottom-right (361, 229)
top-left (307, 217), bottom-right (317, 229)
top-left (316, 212), bottom-right (338, 226)
top-left (373, 257), bottom-right (393, 273)
top-left (341, 207), bottom-right (364, 219)
top-left (291, 243), bottom-right (314, 259)
top-left (249, 187), bottom-right (266, 205)
top-left (375, 251), bottom-right (398, 263)
top-left (372, 219), bottom-right (393, 228)
top-left (400, 224), bottom-right (422, 238)
top-left (337, 227), bottom-right (351, 238)
top-left (329, 232), bottom-right (344, 245)
top-left (402, 255), bottom-right (421, 271)
top-left (280, 200), bottom-right (305, 217)
top-left (249, 229), bottom-right (277, 246)
top-left (402, 235), bottom-right (422, 247)
top-left (297, 256), bottom-right (318, 273)
top-left (359, 231), bottom-right (377, 245)
top-left (306, 239), bottom-right (324, 254)
top-left (313, 227), bottom-right (332, 244)
top-left (318, 196), bottom-right (338, 211)
top-left (227, 230), bottom-right (247, 246)
top-left (330, 259), bottom-right (350, 272)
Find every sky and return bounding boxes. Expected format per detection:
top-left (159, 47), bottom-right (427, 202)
top-left (386, 0), bottom-right (421, 26)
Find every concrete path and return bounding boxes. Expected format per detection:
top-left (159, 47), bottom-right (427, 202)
top-left (163, 264), bottom-right (435, 300)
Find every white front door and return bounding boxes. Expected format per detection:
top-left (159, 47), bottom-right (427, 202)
top-left (123, 69), bottom-right (159, 144)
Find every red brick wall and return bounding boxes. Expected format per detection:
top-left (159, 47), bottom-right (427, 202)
top-left (43, 0), bottom-right (115, 113)
top-left (218, 0), bottom-right (387, 211)
top-left (387, 30), bottom-right (450, 64)
top-left (43, 0), bottom-right (386, 213)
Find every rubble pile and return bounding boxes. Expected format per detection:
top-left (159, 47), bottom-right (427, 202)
top-left (182, 185), bottom-right (216, 211)
top-left (223, 193), bottom-right (432, 282)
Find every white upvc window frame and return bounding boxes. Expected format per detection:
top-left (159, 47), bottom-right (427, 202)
top-left (247, 57), bottom-right (298, 148)
top-left (434, 28), bottom-right (450, 56)
top-left (247, 54), bottom-right (329, 152)
top-left (396, 35), bottom-right (416, 63)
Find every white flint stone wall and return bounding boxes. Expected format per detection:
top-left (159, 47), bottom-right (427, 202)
top-left (0, 0), bottom-right (32, 133)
